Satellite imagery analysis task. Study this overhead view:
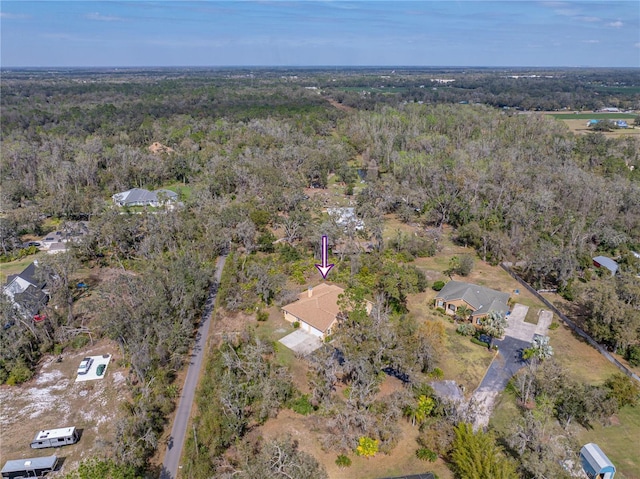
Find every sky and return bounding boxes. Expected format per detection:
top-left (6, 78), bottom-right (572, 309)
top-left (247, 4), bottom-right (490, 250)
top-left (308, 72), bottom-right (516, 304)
top-left (1, 1), bottom-right (639, 68)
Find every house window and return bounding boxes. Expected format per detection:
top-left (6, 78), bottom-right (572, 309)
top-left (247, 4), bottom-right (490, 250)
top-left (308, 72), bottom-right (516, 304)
top-left (437, 300), bottom-right (444, 308)
top-left (476, 317), bottom-right (481, 325)
top-left (448, 304), bottom-right (456, 312)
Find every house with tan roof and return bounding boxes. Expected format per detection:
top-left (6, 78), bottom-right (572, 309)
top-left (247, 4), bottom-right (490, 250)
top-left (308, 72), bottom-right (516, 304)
top-left (281, 283), bottom-right (345, 338)
top-left (283, 282), bottom-right (377, 339)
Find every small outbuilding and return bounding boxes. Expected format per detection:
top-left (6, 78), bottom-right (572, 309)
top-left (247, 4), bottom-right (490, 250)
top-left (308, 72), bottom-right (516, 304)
top-left (592, 256), bottom-right (619, 276)
top-left (580, 443), bottom-right (616, 479)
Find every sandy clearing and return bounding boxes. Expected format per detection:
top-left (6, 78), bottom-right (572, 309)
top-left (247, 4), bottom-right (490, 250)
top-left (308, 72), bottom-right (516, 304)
top-left (0, 340), bottom-right (128, 476)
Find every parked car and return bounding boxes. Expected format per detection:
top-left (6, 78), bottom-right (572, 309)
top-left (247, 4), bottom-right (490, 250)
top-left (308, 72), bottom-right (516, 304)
top-left (77, 357), bottom-right (93, 375)
top-left (96, 364), bottom-right (106, 376)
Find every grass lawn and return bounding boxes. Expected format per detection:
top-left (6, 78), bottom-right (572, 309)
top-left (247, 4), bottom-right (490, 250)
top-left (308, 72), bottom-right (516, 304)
top-left (407, 292), bottom-right (495, 393)
top-left (0, 252), bottom-right (45, 284)
top-left (577, 405), bottom-right (640, 479)
top-left (491, 391), bottom-right (640, 479)
top-left (548, 321), bottom-right (620, 384)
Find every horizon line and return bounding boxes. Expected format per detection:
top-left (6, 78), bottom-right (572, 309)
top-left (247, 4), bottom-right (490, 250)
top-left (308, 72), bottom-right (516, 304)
top-left (3, 65), bottom-right (639, 70)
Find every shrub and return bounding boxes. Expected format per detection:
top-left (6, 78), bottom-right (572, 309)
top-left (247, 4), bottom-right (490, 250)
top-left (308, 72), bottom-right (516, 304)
top-left (6, 363), bottom-right (34, 385)
top-left (456, 323), bottom-right (475, 336)
top-left (435, 307), bottom-right (446, 315)
top-left (605, 373), bottom-right (640, 407)
top-left (293, 321), bottom-right (300, 329)
top-left (291, 394), bottom-right (315, 415)
top-left (416, 448), bottom-right (438, 462)
top-left (429, 367), bottom-right (444, 379)
top-left (256, 309), bottom-right (269, 322)
top-left (335, 454), bottom-right (352, 468)
top-left (355, 436), bottom-right (379, 457)
top-left (470, 337), bottom-right (489, 348)
top-left (625, 345), bottom-right (640, 367)
top-left (548, 321), bottom-right (560, 330)
top-left (432, 280), bottom-right (446, 291)
top-left (70, 335), bottom-right (90, 350)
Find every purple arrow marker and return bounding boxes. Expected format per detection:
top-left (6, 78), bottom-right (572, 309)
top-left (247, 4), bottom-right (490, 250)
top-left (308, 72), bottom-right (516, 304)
top-left (315, 235), bottom-right (334, 279)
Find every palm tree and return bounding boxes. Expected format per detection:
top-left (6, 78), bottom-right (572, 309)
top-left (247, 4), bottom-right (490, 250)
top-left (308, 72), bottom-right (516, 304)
top-left (455, 305), bottom-right (473, 322)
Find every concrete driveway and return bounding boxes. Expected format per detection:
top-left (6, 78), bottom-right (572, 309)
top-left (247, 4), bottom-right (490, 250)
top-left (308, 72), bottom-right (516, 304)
top-left (279, 330), bottom-right (323, 355)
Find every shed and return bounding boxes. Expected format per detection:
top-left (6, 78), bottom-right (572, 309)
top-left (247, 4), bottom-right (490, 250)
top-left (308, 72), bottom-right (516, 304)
top-left (592, 256), bottom-right (619, 276)
top-left (580, 443), bottom-right (616, 479)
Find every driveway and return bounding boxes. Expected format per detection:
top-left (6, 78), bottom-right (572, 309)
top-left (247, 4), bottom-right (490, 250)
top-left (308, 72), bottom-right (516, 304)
top-left (160, 255), bottom-right (226, 479)
top-left (471, 304), bottom-right (552, 429)
top-left (472, 336), bottom-right (530, 429)
top-left (279, 329), bottom-right (323, 355)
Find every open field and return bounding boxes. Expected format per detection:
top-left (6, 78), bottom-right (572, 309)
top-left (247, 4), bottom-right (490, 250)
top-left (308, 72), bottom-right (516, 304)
top-left (491, 390), bottom-right (640, 479)
top-left (546, 112), bottom-right (638, 119)
top-left (544, 111), bottom-right (640, 137)
top-left (0, 339), bottom-right (128, 475)
top-left (577, 405), bottom-right (640, 479)
top-left (558, 119), bottom-right (640, 137)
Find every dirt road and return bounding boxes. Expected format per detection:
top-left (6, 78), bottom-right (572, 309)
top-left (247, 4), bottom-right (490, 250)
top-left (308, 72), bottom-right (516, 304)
top-left (160, 255), bottom-right (226, 479)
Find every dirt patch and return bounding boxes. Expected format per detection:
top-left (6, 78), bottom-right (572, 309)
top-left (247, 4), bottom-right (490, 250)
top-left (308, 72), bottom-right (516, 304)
top-left (326, 98), bottom-right (355, 114)
top-left (0, 339), bottom-right (129, 475)
top-left (148, 142), bottom-right (175, 154)
top-left (258, 409), bottom-right (453, 479)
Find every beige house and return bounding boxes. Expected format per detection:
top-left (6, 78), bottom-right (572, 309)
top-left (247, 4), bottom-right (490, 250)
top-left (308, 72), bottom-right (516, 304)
top-left (282, 283), bottom-right (345, 338)
top-left (434, 280), bottom-right (510, 325)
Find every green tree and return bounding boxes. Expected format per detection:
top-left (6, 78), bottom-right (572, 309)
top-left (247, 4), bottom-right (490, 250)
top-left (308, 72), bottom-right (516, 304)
top-left (404, 395), bottom-right (435, 426)
top-left (355, 436), bottom-right (379, 457)
top-left (523, 335), bottom-right (554, 361)
top-left (604, 373), bottom-right (640, 408)
top-left (450, 423), bottom-right (518, 479)
top-left (480, 311), bottom-right (508, 340)
top-left (63, 459), bottom-right (140, 479)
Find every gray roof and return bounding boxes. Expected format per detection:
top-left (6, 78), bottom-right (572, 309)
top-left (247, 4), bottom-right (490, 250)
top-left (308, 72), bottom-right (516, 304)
top-left (112, 188), bottom-right (177, 206)
top-left (2, 455), bottom-right (58, 474)
top-left (3, 262), bottom-right (49, 318)
top-left (436, 280), bottom-right (509, 317)
top-left (593, 256), bottom-right (618, 275)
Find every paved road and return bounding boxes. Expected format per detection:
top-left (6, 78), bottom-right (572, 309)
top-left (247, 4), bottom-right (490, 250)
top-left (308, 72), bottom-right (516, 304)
top-left (160, 255), bottom-right (226, 479)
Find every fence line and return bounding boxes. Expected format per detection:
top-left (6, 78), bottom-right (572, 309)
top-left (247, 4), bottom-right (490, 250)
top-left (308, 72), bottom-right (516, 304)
top-left (500, 263), bottom-right (640, 384)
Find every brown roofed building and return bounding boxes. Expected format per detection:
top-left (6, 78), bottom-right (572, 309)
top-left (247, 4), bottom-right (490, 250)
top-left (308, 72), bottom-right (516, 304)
top-left (281, 283), bottom-right (346, 338)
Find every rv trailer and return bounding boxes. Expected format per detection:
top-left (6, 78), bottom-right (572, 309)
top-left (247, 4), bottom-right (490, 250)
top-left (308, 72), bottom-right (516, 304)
top-left (1, 455), bottom-right (58, 478)
top-left (30, 426), bottom-right (79, 449)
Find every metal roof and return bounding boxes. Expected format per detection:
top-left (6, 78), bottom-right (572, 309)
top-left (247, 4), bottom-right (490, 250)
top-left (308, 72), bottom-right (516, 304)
top-left (580, 443), bottom-right (615, 474)
top-left (2, 455), bottom-right (58, 473)
top-left (593, 256), bottom-right (619, 275)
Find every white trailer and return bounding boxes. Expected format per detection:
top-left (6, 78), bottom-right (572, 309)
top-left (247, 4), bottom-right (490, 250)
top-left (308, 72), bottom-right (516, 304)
top-left (30, 426), bottom-right (79, 449)
top-left (2, 455), bottom-right (58, 478)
